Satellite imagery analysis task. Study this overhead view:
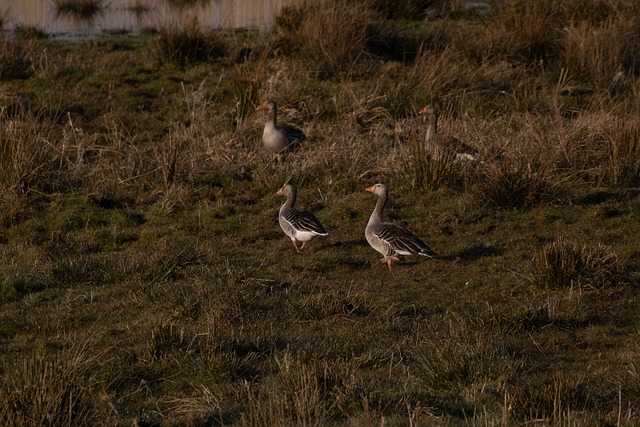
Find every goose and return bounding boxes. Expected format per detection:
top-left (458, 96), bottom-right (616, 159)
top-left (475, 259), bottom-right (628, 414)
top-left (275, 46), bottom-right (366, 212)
top-left (276, 184), bottom-right (328, 253)
top-left (257, 100), bottom-right (306, 161)
top-left (419, 104), bottom-right (479, 162)
top-left (365, 183), bottom-right (434, 269)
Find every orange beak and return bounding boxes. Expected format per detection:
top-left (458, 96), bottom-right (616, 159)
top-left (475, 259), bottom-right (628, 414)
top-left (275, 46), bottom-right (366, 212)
top-left (419, 106), bottom-right (427, 115)
top-left (257, 103), bottom-right (267, 111)
top-left (365, 185), bottom-right (375, 193)
top-left (275, 188), bottom-right (283, 195)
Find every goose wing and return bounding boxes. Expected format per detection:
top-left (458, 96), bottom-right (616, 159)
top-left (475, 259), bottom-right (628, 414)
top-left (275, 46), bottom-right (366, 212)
top-left (280, 124), bottom-right (306, 145)
top-left (282, 208), bottom-right (328, 235)
top-left (370, 222), bottom-right (433, 257)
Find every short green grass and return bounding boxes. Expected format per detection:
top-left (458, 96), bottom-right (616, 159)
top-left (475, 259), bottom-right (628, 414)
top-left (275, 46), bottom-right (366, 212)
top-left (2, 0), bottom-right (640, 425)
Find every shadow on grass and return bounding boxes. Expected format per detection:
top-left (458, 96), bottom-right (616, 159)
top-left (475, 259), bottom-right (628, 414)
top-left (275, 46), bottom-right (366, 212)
top-left (576, 188), bottom-right (640, 206)
top-left (437, 245), bottom-right (503, 263)
top-left (575, 190), bottom-right (615, 205)
top-left (329, 239), bottom-right (369, 248)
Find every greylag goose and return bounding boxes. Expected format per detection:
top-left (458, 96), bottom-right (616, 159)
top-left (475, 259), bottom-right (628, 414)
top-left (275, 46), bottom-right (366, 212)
top-left (276, 184), bottom-right (328, 253)
top-left (257, 100), bottom-right (306, 161)
top-left (365, 183), bottom-right (434, 269)
top-left (419, 104), bottom-right (479, 162)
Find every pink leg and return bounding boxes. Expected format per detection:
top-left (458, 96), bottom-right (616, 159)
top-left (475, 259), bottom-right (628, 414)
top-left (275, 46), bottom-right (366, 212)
top-left (292, 241), bottom-right (303, 253)
top-left (379, 257), bottom-right (400, 269)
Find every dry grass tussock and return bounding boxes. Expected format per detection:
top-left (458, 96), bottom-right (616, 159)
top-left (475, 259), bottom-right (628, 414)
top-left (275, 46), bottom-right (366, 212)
top-left (0, 107), bottom-right (61, 194)
top-left (553, 110), bottom-right (640, 187)
top-left (156, 20), bottom-right (228, 68)
top-left (563, 15), bottom-right (640, 89)
top-left (532, 237), bottom-right (623, 290)
top-left (0, 38), bottom-right (35, 80)
top-left (0, 338), bottom-right (112, 426)
top-left (276, 0), bottom-right (388, 77)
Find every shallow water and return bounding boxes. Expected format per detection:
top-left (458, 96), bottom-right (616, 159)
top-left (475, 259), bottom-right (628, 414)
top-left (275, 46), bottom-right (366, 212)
top-left (3, 0), bottom-right (298, 39)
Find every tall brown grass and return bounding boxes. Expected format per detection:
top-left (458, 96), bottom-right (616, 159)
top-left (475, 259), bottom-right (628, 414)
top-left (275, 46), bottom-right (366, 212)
top-left (403, 136), bottom-right (470, 192)
top-left (475, 158), bottom-right (567, 209)
top-left (0, 38), bottom-right (34, 80)
top-left (0, 108), bottom-right (59, 195)
top-left (277, 0), bottom-right (385, 77)
top-left (469, 0), bottom-right (563, 65)
top-left (563, 15), bottom-right (640, 90)
top-left (605, 117), bottom-right (640, 187)
top-left (156, 21), bottom-right (228, 68)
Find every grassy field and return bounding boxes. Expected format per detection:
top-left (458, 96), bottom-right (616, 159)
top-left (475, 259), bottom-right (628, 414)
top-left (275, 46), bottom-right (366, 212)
top-left (2, 0), bottom-right (640, 425)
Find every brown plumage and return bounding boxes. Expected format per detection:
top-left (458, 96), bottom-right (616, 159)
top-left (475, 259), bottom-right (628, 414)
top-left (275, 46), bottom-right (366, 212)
top-left (276, 184), bottom-right (328, 253)
top-left (364, 183), bottom-right (434, 269)
top-left (257, 100), bottom-right (306, 161)
top-left (419, 104), bottom-right (479, 162)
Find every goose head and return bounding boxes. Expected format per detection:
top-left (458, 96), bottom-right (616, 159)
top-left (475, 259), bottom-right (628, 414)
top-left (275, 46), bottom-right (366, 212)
top-left (257, 100), bottom-right (277, 112)
top-left (365, 183), bottom-right (387, 197)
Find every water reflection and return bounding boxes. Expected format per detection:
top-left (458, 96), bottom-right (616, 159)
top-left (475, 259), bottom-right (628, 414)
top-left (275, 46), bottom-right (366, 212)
top-left (52, 0), bottom-right (107, 20)
top-left (164, 0), bottom-right (212, 11)
top-left (51, 0), bottom-right (108, 31)
top-left (3, 0), bottom-right (297, 39)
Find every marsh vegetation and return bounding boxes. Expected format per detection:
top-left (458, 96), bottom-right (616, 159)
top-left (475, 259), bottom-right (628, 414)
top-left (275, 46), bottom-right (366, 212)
top-left (1, 0), bottom-right (640, 425)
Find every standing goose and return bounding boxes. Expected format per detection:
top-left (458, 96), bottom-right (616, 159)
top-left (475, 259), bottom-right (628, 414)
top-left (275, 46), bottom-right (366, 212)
top-left (365, 183), bottom-right (434, 269)
top-left (257, 100), bottom-right (306, 161)
top-left (419, 104), bottom-right (479, 162)
top-left (276, 184), bottom-right (328, 253)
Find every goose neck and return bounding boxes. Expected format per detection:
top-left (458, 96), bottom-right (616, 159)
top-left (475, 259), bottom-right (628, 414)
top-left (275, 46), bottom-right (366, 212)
top-left (282, 190), bottom-right (296, 210)
top-left (267, 107), bottom-right (277, 126)
top-left (368, 191), bottom-right (386, 226)
top-left (426, 110), bottom-right (437, 144)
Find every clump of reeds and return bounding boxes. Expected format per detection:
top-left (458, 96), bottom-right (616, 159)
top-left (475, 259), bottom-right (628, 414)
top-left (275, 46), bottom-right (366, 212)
top-left (14, 25), bottom-right (49, 40)
top-left (52, 0), bottom-right (105, 20)
top-left (474, 157), bottom-right (566, 209)
top-left (403, 139), bottom-right (469, 191)
top-left (0, 38), bottom-right (34, 80)
top-left (156, 21), bottom-right (228, 67)
top-left (605, 118), bottom-right (640, 187)
top-left (563, 15), bottom-right (640, 90)
top-left (532, 237), bottom-right (623, 290)
top-left (0, 107), bottom-right (57, 194)
top-left (468, 0), bottom-right (563, 65)
top-left (276, 0), bottom-right (384, 77)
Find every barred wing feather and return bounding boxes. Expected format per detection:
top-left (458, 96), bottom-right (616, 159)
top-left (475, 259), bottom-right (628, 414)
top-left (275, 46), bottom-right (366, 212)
top-left (371, 223), bottom-right (433, 258)
top-left (283, 208), bottom-right (328, 235)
